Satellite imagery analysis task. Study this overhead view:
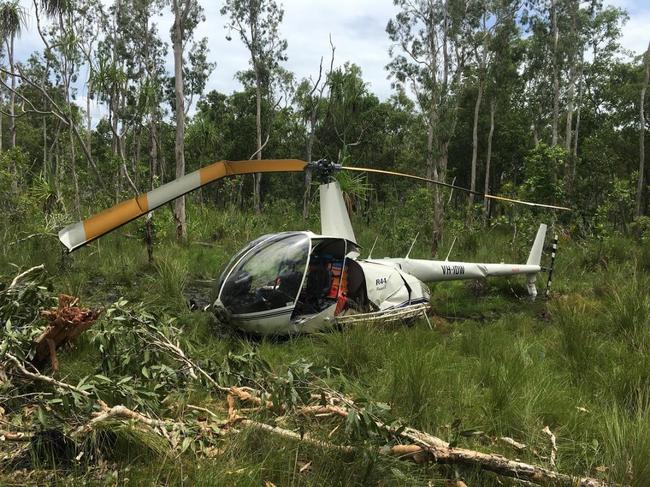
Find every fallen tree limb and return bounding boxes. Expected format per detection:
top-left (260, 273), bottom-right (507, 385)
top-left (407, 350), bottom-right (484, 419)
top-left (71, 403), bottom-right (171, 439)
top-left (0, 430), bottom-right (32, 441)
top-left (239, 418), bottom-right (354, 453)
top-left (8, 265), bottom-right (45, 289)
top-left (4, 353), bottom-right (91, 397)
top-left (542, 426), bottom-right (557, 469)
top-left (254, 385), bottom-right (614, 487)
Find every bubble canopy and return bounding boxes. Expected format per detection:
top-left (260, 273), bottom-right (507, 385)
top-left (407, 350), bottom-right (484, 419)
top-left (218, 233), bottom-right (310, 315)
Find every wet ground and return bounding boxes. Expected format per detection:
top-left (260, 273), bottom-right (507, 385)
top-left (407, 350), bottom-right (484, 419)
top-left (184, 279), bottom-right (216, 311)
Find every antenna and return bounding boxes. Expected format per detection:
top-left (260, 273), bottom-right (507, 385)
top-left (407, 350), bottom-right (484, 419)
top-left (367, 235), bottom-right (379, 259)
top-left (445, 236), bottom-right (457, 261)
top-left (405, 233), bottom-right (419, 259)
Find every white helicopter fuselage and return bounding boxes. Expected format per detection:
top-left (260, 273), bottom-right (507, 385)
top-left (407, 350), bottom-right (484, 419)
top-left (212, 181), bottom-right (547, 335)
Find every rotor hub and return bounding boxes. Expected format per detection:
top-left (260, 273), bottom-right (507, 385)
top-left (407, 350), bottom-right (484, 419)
top-left (306, 159), bottom-right (342, 184)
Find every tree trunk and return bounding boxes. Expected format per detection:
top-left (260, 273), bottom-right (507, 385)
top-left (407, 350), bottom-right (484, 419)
top-left (564, 62), bottom-right (575, 155)
top-left (425, 115), bottom-right (434, 180)
top-left (483, 98), bottom-right (496, 226)
top-left (8, 36), bottom-right (16, 149)
top-left (86, 84), bottom-right (92, 173)
top-left (70, 124), bottom-right (81, 219)
top-left (572, 58), bottom-right (584, 162)
top-left (468, 79), bottom-right (483, 212)
top-left (254, 69), bottom-right (263, 213)
top-left (145, 117), bottom-right (158, 264)
top-left (302, 118), bottom-right (315, 219)
top-left (63, 11), bottom-right (80, 219)
top-left (43, 116), bottom-right (47, 176)
top-left (551, 0), bottom-right (560, 146)
top-left (432, 146), bottom-right (447, 256)
top-left (172, 0), bottom-right (187, 240)
top-left (637, 41), bottom-right (650, 217)
top-left (7, 36), bottom-right (17, 194)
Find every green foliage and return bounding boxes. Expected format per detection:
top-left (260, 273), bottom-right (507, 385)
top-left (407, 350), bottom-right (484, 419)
top-left (595, 177), bottom-right (637, 235)
top-left (630, 215), bottom-right (650, 242)
top-left (0, 267), bottom-right (53, 360)
top-left (521, 143), bottom-right (566, 205)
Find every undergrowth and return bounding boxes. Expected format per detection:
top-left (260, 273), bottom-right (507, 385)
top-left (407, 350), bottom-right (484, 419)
top-left (1, 203), bottom-right (650, 485)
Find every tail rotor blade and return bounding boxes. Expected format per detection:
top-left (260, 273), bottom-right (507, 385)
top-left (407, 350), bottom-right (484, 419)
top-left (342, 166), bottom-right (570, 212)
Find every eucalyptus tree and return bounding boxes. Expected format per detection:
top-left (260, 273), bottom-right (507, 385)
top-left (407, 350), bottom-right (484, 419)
top-left (638, 42), bottom-right (650, 217)
top-left (221, 0), bottom-right (288, 213)
top-left (295, 45), bottom-right (334, 218)
top-left (481, 0), bottom-right (521, 224)
top-left (0, 0), bottom-right (26, 150)
top-left (387, 0), bottom-right (472, 253)
top-left (467, 5), bottom-right (487, 212)
top-left (170, 0), bottom-right (209, 239)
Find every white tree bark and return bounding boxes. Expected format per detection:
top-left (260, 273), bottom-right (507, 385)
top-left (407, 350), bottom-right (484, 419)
top-left (483, 98), bottom-right (496, 225)
top-left (172, 0), bottom-right (187, 239)
top-left (637, 41), bottom-right (650, 216)
top-left (551, 0), bottom-right (560, 146)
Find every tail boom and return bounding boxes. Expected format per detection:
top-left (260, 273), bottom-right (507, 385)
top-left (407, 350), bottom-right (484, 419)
top-left (384, 259), bottom-right (541, 283)
top-left (382, 224), bottom-right (548, 299)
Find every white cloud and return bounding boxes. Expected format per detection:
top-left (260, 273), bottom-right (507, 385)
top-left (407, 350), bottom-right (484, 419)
top-left (13, 0), bottom-right (650, 116)
top-left (191, 0), bottom-right (400, 99)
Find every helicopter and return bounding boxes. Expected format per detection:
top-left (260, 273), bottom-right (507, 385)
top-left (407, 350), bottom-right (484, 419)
top-left (58, 158), bottom-right (568, 335)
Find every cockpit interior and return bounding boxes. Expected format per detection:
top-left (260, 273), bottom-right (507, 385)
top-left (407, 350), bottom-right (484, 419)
top-left (216, 232), bottom-right (370, 328)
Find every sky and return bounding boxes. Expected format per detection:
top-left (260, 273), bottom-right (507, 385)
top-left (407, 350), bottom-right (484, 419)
top-left (13, 0), bottom-right (650, 122)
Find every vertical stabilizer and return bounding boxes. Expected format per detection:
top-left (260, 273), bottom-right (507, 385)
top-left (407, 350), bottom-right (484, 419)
top-left (320, 182), bottom-right (357, 243)
top-left (526, 224), bottom-right (547, 266)
top-left (526, 223), bottom-right (547, 300)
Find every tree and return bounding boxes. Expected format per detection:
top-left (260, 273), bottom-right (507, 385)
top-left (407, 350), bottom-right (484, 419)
top-left (0, 0), bottom-right (26, 150)
top-left (222, 0), bottom-right (288, 213)
top-left (295, 40), bottom-right (334, 219)
top-left (171, 0), bottom-right (207, 239)
top-left (637, 41), bottom-right (650, 217)
top-left (387, 0), bottom-right (471, 254)
top-left (481, 0), bottom-right (521, 224)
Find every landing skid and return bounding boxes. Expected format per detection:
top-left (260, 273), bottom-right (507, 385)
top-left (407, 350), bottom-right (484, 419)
top-left (336, 303), bottom-right (430, 326)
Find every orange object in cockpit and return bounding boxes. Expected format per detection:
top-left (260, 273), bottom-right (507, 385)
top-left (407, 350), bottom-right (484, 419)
top-left (327, 261), bottom-right (348, 299)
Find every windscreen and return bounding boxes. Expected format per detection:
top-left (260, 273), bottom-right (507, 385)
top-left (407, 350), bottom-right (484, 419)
top-left (219, 234), bottom-right (309, 315)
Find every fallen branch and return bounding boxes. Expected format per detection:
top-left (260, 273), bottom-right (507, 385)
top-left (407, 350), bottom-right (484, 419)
top-left (240, 418), bottom-right (354, 453)
top-left (542, 426), bottom-right (558, 469)
top-left (499, 436), bottom-right (527, 452)
top-left (4, 353), bottom-right (91, 397)
top-left (295, 387), bottom-right (611, 487)
top-left (8, 265), bottom-right (45, 289)
top-left (0, 430), bottom-right (32, 441)
top-left (71, 403), bottom-right (171, 438)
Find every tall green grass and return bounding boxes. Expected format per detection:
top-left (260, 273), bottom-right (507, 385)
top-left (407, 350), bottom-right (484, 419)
top-left (3, 204), bottom-right (650, 485)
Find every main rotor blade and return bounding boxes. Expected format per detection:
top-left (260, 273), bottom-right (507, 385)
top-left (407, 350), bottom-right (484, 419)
top-left (59, 159), bottom-right (307, 252)
top-left (342, 166), bottom-right (571, 212)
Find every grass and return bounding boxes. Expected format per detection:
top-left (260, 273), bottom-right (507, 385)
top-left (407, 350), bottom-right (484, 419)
top-left (2, 202), bottom-right (650, 485)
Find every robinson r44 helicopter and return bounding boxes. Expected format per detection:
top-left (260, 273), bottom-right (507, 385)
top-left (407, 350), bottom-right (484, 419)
top-left (58, 159), bottom-right (568, 335)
